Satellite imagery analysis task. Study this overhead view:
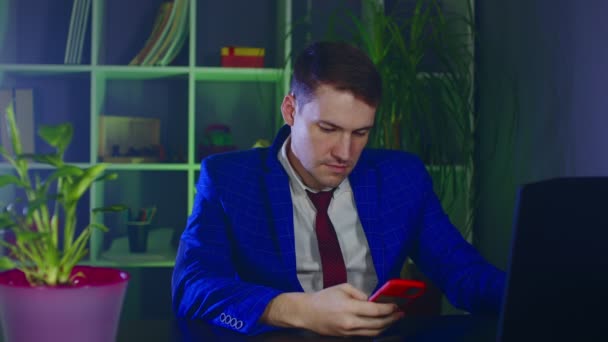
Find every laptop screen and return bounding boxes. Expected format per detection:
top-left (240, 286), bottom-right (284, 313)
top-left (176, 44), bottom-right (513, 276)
top-left (497, 177), bottom-right (608, 341)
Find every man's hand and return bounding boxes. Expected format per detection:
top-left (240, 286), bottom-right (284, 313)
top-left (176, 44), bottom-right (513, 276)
top-left (260, 283), bottom-right (404, 337)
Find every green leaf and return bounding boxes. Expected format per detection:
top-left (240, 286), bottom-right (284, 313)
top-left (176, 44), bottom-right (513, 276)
top-left (23, 197), bottom-right (50, 219)
top-left (24, 153), bottom-right (62, 167)
top-left (94, 172), bottom-right (118, 182)
top-left (0, 146), bottom-right (14, 163)
top-left (0, 174), bottom-right (25, 188)
top-left (4, 102), bottom-right (22, 156)
top-left (14, 230), bottom-right (47, 245)
top-left (67, 164), bottom-right (108, 201)
top-left (89, 223), bottom-right (109, 232)
top-left (38, 124), bottom-right (73, 153)
top-left (48, 165), bottom-right (84, 183)
top-left (0, 211), bottom-right (17, 228)
top-left (0, 257), bottom-right (15, 270)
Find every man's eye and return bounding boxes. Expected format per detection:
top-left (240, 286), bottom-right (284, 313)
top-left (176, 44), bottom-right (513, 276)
top-left (354, 130), bottom-right (369, 137)
top-left (319, 126), bottom-right (335, 132)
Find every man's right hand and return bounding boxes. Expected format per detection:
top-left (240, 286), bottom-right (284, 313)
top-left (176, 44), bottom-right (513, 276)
top-left (260, 283), bottom-right (404, 337)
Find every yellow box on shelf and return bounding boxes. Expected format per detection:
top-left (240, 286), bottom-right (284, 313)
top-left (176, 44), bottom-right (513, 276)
top-left (220, 46), bottom-right (265, 68)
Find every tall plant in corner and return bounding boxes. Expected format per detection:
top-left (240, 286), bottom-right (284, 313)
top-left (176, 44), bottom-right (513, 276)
top-left (327, 0), bottom-right (476, 239)
top-left (0, 103), bottom-right (124, 286)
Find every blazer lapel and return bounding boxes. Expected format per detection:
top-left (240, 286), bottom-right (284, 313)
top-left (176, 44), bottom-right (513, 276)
top-left (349, 154), bottom-right (386, 285)
top-left (262, 125), bottom-right (302, 291)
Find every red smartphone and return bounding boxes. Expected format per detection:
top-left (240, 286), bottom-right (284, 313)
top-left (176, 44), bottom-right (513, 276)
top-left (368, 279), bottom-right (426, 309)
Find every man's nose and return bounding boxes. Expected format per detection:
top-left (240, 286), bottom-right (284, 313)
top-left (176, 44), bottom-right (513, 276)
top-left (332, 134), bottom-right (351, 162)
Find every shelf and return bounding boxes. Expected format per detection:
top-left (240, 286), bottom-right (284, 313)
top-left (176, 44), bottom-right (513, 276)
top-left (0, 162), bottom-right (194, 172)
top-left (0, 65), bottom-right (284, 83)
top-left (104, 163), bottom-right (193, 171)
top-left (194, 67), bottom-right (284, 82)
top-left (86, 227), bottom-right (176, 268)
top-left (94, 66), bottom-right (189, 80)
top-left (0, 162), bottom-right (91, 170)
top-left (0, 64), bottom-right (91, 74)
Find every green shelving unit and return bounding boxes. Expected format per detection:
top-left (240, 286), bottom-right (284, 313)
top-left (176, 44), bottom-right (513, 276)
top-left (0, 0), bottom-right (473, 270)
top-left (0, 0), bottom-right (474, 321)
top-left (0, 0), bottom-right (293, 269)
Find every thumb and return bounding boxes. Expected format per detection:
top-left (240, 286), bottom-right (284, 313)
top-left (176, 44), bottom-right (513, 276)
top-left (338, 283), bottom-right (369, 301)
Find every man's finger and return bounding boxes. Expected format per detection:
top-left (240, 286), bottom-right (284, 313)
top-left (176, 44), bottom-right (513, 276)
top-left (337, 283), bottom-right (368, 301)
top-left (343, 328), bottom-right (385, 337)
top-left (335, 311), bottom-right (401, 336)
top-left (342, 319), bottom-right (396, 338)
top-left (350, 300), bottom-right (399, 318)
top-left (355, 311), bottom-right (403, 329)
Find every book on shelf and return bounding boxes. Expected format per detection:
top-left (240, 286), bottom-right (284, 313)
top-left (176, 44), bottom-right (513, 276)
top-left (0, 88), bottom-right (35, 156)
top-left (64, 0), bottom-right (91, 64)
top-left (129, 2), bottom-right (174, 66)
top-left (74, 0), bottom-right (91, 64)
top-left (140, 0), bottom-right (182, 66)
top-left (130, 0), bottom-right (189, 66)
top-left (63, 0), bottom-right (81, 64)
top-left (148, 0), bottom-right (189, 66)
top-left (157, 0), bottom-right (189, 66)
top-left (140, 0), bottom-right (179, 66)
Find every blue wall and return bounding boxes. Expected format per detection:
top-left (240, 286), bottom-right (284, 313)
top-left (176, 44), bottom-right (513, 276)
top-left (475, 0), bottom-right (608, 268)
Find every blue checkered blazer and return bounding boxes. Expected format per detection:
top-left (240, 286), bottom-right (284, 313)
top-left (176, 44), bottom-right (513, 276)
top-left (172, 125), bottom-right (505, 335)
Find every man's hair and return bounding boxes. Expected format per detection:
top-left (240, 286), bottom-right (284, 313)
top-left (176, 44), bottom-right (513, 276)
top-left (290, 41), bottom-right (382, 108)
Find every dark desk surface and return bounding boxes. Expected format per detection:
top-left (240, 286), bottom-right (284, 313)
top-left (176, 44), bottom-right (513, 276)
top-left (117, 315), bottom-right (498, 342)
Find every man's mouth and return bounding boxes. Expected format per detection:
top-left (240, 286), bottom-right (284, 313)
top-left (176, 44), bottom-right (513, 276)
top-left (325, 164), bottom-right (348, 173)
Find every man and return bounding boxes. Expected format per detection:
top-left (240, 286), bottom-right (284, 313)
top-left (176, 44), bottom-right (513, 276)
top-left (172, 41), bottom-right (505, 337)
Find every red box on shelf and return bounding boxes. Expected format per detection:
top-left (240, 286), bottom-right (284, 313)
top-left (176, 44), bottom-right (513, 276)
top-left (221, 46), bottom-right (264, 68)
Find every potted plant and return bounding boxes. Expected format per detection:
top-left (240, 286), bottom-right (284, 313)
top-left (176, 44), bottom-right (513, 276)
top-left (340, 0), bottom-right (476, 235)
top-left (0, 103), bottom-right (128, 342)
top-left (312, 0), bottom-right (476, 314)
top-left (287, 0), bottom-right (476, 238)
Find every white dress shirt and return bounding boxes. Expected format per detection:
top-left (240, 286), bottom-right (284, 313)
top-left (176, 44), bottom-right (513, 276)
top-left (278, 136), bottom-right (378, 295)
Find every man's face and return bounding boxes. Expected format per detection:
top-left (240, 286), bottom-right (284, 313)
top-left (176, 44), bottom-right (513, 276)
top-left (281, 84), bottom-right (376, 190)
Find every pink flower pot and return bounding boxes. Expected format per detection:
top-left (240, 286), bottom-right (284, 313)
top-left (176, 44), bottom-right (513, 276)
top-left (0, 266), bottom-right (129, 342)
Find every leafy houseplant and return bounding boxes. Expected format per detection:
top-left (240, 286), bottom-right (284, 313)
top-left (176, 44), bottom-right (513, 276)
top-left (324, 0), bottom-right (476, 239)
top-left (0, 102), bottom-right (125, 284)
top-left (0, 103), bottom-right (130, 341)
top-left (285, 0), bottom-right (476, 237)
top-left (311, 0), bottom-right (477, 314)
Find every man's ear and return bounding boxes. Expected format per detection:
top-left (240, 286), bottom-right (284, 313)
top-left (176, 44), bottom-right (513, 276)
top-left (281, 94), bottom-right (296, 126)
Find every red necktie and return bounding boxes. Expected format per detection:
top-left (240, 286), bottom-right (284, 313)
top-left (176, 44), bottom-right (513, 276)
top-left (306, 190), bottom-right (347, 288)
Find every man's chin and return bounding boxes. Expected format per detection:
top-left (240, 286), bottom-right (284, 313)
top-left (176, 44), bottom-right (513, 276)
top-left (318, 175), bottom-right (347, 189)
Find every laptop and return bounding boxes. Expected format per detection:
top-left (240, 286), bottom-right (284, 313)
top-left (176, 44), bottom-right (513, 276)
top-left (497, 177), bottom-right (608, 341)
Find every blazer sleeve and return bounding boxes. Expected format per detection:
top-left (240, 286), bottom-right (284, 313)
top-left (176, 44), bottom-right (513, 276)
top-left (171, 158), bottom-right (282, 335)
top-left (408, 158), bottom-right (506, 315)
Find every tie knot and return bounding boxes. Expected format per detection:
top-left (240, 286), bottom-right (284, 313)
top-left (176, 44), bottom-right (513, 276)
top-left (306, 190), bottom-right (334, 212)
